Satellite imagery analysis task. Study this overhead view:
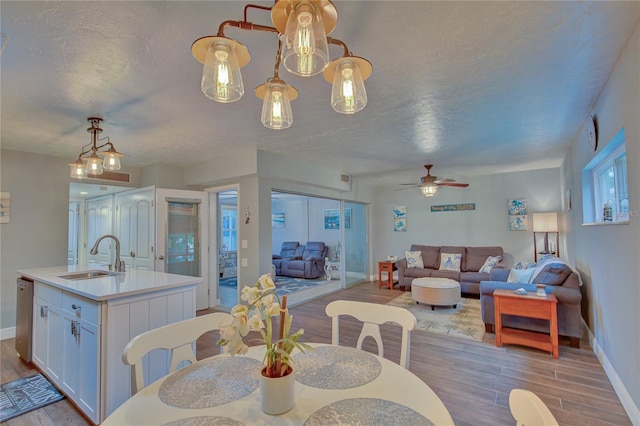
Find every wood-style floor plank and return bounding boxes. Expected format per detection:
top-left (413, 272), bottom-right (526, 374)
top-left (0, 281), bottom-right (631, 425)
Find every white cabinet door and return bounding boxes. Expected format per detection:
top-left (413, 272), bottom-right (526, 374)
top-left (32, 296), bottom-right (48, 370)
top-left (86, 195), bottom-right (114, 268)
top-left (61, 308), bottom-right (101, 424)
top-left (116, 187), bottom-right (155, 270)
top-left (46, 304), bottom-right (63, 383)
top-left (78, 319), bottom-right (100, 423)
top-left (61, 309), bottom-right (79, 400)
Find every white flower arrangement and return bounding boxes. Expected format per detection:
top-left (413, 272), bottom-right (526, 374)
top-left (217, 274), bottom-right (311, 377)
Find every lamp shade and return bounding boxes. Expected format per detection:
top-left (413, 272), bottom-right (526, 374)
top-left (532, 212), bottom-right (558, 232)
top-left (329, 58), bottom-right (367, 114)
top-left (69, 160), bottom-right (87, 179)
top-left (201, 40), bottom-right (245, 102)
top-left (281, 2), bottom-right (329, 77)
top-left (421, 184), bottom-right (438, 197)
top-left (259, 81), bottom-right (294, 130)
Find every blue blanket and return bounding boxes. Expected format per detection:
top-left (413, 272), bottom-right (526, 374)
top-left (530, 255), bottom-right (582, 286)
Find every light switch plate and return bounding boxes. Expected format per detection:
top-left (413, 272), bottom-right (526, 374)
top-left (241, 240), bottom-right (248, 249)
top-left (241, 258), bottom-right (248, 267)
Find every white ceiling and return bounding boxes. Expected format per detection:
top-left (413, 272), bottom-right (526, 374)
top-left (2, 1), bottom-right (639, 187)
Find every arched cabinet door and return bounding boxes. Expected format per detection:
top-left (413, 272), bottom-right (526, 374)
top-left (115, 187), bottom-right (155, 271)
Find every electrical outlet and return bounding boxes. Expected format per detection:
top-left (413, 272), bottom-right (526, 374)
top-left (241, 258), bottom-right (248, 267)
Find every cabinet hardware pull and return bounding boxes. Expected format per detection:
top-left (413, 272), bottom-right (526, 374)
top-left (40, 306), bottom-right (48, 317)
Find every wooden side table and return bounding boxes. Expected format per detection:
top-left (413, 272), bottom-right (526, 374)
top-left (378, 261), bottom-right (397, 290)
top-left (494, 289), bottom-right (559, 358)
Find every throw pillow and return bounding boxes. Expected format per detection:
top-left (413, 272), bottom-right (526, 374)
top-left (479, 255), bottom-right (502, 273)
top-left (439, 252), bottom-right (462, 272)
top-left (405, 251), bottom-right (424, 268)
top-left (507, 267), bottom-right (536, 283)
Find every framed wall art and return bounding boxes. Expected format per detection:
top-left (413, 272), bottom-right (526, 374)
top-left (271, 212), bottom-right (285, 229)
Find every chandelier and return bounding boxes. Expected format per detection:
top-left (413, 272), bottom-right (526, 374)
top-left (68, 117), bottom-right (123, 179)
top-left (191, 0), bottom-right (372, 130)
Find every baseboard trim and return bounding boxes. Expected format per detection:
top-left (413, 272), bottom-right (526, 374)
top-left (0, 326), bottom-right (16, 340)
top-left (583, 320), bottom-right (640, 424)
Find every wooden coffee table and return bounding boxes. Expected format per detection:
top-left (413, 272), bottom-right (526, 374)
top-left (493, 289), bottom-right (559, 358)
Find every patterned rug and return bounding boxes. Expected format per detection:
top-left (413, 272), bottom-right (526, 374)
top-left (219, 275), bottom-right (329, 296)
top-left (387, 293), bottom-right (485, 341)
top-left (0, 373), bottom-right (64, 422)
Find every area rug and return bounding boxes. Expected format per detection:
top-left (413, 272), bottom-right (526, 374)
top-left (219, 276), bottom-right (237, 288)
top-left (219, 275), bottom-right (328, 295)
top-left (0, 373), bottom-right (64, 422)
top-left (387, 293), bottom-right (485, 341)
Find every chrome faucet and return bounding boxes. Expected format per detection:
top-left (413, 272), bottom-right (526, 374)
top-left (90, 234), bottom-right (126, 272)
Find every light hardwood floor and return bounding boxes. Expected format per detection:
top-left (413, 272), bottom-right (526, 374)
top-left (1, 282), bottom-right (631, 425)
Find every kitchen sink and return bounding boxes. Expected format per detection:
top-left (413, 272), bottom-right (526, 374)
top-left (58, 271), bottom-right (121, 280)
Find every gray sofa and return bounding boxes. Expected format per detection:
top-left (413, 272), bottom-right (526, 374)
top-left (395, 245), bottom-right (505, 295)
top-left (273, 241), bottom-right (328, 279)
top-left (479, 260), bottom-right (582, 347)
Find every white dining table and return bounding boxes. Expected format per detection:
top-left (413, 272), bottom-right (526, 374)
top-left (102, 343), bottom-right (454, 425)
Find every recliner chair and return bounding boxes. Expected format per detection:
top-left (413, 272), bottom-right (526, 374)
top-left (272, 241), bottom-right (300, 275)
top-left (280, 241), bottom-right (328, 279)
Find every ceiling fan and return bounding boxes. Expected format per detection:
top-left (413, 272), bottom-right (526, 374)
top-left (399, 165), bottom-right (469, 196)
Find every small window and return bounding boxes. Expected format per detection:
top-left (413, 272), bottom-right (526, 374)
top-left (582, 128), bottom-right (628, 224)
top-left (221, 206), bottom-right (238, 250)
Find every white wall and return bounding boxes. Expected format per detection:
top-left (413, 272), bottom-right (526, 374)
top-left (0, 151), bottom-right (70, 330)
top-left (370, 168), bottom-right (562, 266)
top-left (272, 198), bottom-right (309, 253)
top-left (561, 22), bottom-right (639, 422)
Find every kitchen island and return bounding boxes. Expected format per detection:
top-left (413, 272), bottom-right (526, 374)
top-left (17, 266), bottom-right (201, 424)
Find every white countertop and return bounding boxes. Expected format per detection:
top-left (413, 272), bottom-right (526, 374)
top-left (17, 266), bottom-right (202, 301)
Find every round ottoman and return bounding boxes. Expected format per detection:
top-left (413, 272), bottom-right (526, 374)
top-left (411, 278), bottom-right (461, 310)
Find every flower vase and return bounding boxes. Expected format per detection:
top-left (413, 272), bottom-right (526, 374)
top-left (260, 367), bottom-right (295, 415)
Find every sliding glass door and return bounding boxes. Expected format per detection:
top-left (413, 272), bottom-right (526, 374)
top-left (343, 201), bottom-right (367, 286)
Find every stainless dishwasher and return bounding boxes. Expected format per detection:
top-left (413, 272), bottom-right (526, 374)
top-left (16, 276), bottom-right (34, 362)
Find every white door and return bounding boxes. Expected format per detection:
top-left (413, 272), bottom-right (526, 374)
top-left (155, 189), bottom-right (209, 311)
top-left (86, 195), bottom-right (113, 268)
top-left (116, 187), bottom-right (155, 270)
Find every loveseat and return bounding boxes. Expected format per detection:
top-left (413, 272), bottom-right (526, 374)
top-left (479, 257), bottom-right (582, 347)
top-left (272, 241), bottom-right (328, 279)
top-left (395, 245), bottom-right (505, 295)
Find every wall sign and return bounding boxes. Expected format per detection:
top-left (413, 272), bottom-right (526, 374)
top-left (431, 203), bottom-right (475, 212)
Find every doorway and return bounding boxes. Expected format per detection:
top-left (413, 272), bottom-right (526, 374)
top-left (213, 189), bottom-right (239, 310)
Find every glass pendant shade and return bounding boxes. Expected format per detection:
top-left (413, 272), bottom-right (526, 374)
top-left (202, 41), bottom-right (244, 102)
top-left (330, 59), bottom-right (367, 114)
top-left (69, 161), bottom-right (87, 179)
top-left (102, 149), bottom-right (123, 171)
top-left (260, 82), bottom-right (294, 130)
top-left (281, 3), bottom-right (329, 77)
top-left (421, 184), bottom-right (438, 197)
top-left (85, 152), bottom-right (104, 175)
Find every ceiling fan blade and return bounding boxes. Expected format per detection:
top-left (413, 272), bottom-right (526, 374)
top-left (434, 178), bottom-right (455, 184)
top-left (395, 186), bottom-right (420, 191)
top-left (400, 183), bottom-right (419, 185)
top-left (438, 182), bottom-right (469, 188)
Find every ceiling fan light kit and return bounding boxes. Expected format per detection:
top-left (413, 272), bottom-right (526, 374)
top-left (400, 165), bottom-right (470, 197)
top-left (191, 0), bottom-right (372, 129)
top-left (69, 117), bottom-right (123, 180)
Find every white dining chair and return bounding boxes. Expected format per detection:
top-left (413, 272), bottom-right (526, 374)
top-left (325, 300), bottom-right (417, 369)
top-left (122, 312), bottom-right (233, 394)
top-left (509, 389), bottom-right (559, 426)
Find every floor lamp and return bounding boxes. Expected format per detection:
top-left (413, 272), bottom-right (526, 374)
top-left (532, 212), bottom-right (559, 262)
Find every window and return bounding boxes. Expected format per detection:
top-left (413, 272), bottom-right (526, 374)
top-left (221, 206), bottom-right (238, 250)
top-left (582, 127), bottom-right (628, 224)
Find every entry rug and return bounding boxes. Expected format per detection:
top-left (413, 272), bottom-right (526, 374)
top-left (387, 293), bottom-right (485, 341)
top-left (0, 373), bottom-right (64, 422)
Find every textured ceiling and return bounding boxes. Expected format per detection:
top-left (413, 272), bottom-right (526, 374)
top-left (2, 1), bottom-right (639, 186)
